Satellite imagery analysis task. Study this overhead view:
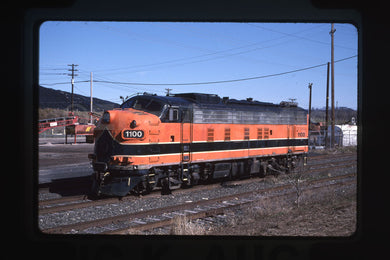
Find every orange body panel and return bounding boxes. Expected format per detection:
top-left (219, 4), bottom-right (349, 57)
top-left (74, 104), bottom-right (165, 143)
top-left (95, 108), bottom-right (308, 169)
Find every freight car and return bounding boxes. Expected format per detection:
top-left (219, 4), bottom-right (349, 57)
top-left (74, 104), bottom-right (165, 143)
top-left (89, 93), bottom-right (308, 197)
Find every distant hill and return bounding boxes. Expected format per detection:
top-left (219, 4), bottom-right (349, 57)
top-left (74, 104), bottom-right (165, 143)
top-left (39, 85), bottom-right (120, 112)
top-left (311, 107), bottom-right (357, 124)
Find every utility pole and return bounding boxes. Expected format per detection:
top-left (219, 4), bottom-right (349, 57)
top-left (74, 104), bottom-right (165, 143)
top-left (90, 72), bottom-right (93, 124)
top-left (330, 24), bottom-right (336, 148)
top-left (165, 88), bottom-right (172, 96)
top-left (325, 62), bottom-right (330, 148)
top-left (288, 98), bottom-right (297, 104)
top-left (67, 64), bottom-right (78, 113)
top-left (308, 83), bottom-right (313, 127)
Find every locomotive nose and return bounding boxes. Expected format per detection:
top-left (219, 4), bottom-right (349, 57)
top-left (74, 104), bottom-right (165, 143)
top-left (100, 109), bottom-right (139, 128)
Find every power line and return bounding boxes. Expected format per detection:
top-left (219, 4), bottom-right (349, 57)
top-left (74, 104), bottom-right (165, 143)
top-left (91, 39), bottom-right (293, 75)
top-left (90, 23), bottom-right (325, 75)
top-left (249, 24), bottom-right (356, 51)
top-left (91, 34), bottom-right (322, 77)
top-left (92, 55), bottom-right (357, 86)
top-left (78, 68), bottom-right (165, 94)
top-left (40, 80), bottom-right (89, 86)
top-left (40, 55), bottom-right (356, 88)
top-left (40, 73), bottom-right (69, 76)
top-left (40, 68), bottom-right (67, 71)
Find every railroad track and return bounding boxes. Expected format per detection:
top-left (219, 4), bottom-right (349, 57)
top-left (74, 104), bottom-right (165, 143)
top-left (39, 152), bottom-right (357, 234)
top-left (41, 171), bottom-right (356, 234)
top-left (38, 153), bottom-right (356, 215)
top-left (38, 152), bottom-right (355, 193)
top-left (306, 153), bottom-right (356, 167)
top-left (108, 173), bottom-right (356, 235)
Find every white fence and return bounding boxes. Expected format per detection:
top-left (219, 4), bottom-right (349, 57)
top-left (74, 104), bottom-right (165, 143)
top-left (309, 124), bottom-right (357, 147)
top-left (337, 125), bottom-right (357, 146)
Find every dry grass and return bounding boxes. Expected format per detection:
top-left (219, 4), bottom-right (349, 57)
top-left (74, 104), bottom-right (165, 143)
top-left (125, 185), bottom-right (356, 236)
top-left (211, 184), bottom-right (356, 236)
top-left (170, 215), bottom-right (208, 235)
top-left (39, 108), bottom-right (92, 123)
top-left (224, 198), bottom-right (295, 235)
top-left (310, 146), bottom-right (357, 155)
top-left (127, 159), bottom-right (356, 236)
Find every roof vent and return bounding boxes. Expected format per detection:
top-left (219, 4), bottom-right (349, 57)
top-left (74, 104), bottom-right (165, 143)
top-left (280, 101), bottom-right (298, 107)
top-left (173, 93), bottom-right (221, 104)
top-left (142, 92), bottom-right (157, 96)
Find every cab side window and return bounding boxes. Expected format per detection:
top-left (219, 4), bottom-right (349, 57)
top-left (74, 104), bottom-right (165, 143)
top-left (169, 108), bottom-right (179, 121)
top-left (121, 98), bottom-right (135, 109)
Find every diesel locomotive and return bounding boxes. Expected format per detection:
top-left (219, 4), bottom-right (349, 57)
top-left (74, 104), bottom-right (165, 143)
top-left (89, 93), bottom-right (308, 197)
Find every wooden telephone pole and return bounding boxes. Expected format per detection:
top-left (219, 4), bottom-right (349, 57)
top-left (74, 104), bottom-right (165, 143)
top-left (165, 88), bottom-right (172, 96)
top-left (90, 72), bottom-right (93, 124)
top-left (308, 83), bottom-right (313, 126)
top-left (67, 64), bottom-right (78, 113)
top-left (325, 62), bottom-right (330, 148)
top-left (330, 24), bottom-right (336, 148)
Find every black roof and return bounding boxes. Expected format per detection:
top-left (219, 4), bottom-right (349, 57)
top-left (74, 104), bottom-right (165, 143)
top-left (148, 94), bottom-right (193, 107)
top-left (121, 93), bottom-right (192, 108)
top-left (172, 93), bottom-right (221, 104)
top-left (123, 93), bottom-right (307, 124)
top-left (124, 92), bottom-right (306, 111)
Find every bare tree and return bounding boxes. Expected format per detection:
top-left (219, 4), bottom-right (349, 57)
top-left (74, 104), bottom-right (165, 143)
top-left (286, 157), bottom-right (305, 208)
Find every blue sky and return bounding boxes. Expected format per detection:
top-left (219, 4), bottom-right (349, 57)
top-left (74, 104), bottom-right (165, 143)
top-left (39, 21), bottom-right (358, 110)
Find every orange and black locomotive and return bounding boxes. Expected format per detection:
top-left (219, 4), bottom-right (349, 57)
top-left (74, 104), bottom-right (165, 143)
top-left (89, 93), bottom-right (308, 196)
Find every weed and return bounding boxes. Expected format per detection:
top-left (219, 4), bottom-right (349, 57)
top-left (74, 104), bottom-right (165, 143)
top-left (170, 215), bottom-right (207, 235)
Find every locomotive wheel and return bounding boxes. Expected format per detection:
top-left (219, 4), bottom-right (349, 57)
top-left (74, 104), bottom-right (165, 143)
top-left (180, 170), bottom-right (195, 188)
top-left (147, 171), bottom-right (158, 191)
top-left (89, 172), bottom-right (106, 198)
top-left (132, 181), bottom-right (148, 196)
top-left (90, 175), bottom-right (101, 198)
top-left (191, 172), bottom-right (200, 186)
top-left (181, 173), bottom-right (198, 188)
top-left (161, 177), bottom-right (172, 195)
top-left (136, 174), bottom-right (158, 195)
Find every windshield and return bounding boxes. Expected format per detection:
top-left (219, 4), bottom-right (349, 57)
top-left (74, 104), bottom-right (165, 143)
top-left (122, 97), bottom-right (164, 117)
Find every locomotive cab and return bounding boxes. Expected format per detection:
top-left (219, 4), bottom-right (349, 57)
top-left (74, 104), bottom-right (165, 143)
top-left (121, 95), bottom-right (183, 123)
top-left (90, 94), bottom-right (190, 196)
top-left (121, 95), bottom-right (166, 117)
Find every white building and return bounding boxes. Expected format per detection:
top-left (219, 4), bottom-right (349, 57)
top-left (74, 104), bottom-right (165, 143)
top-left (336, 124), bottom-right (358, 146)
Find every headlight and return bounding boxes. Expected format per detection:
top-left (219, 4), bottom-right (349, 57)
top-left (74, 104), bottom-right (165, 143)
top-left (102, 111), bottom-right (110, 123)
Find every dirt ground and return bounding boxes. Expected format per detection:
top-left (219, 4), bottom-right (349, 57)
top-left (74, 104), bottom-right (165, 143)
top-left (39, 138), bottom-right (94, 183)
top-left (39, 138), bottom-right (93, 167)
top-left (38, 138), bottom-right (357, 236)
top-left (208, 184), bottom-right (356, 236)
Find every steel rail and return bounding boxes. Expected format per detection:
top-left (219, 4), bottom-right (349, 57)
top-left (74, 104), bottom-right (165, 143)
top-left (41, 172), bottom-right (356, 234)
top-left (107, 177), bottom-right (357, 235)
top-left (38, 157), bottom-right (356, 215)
